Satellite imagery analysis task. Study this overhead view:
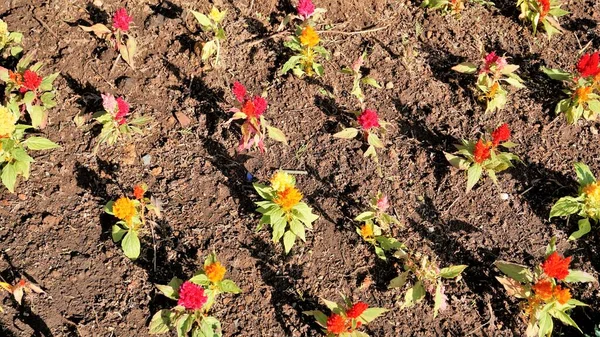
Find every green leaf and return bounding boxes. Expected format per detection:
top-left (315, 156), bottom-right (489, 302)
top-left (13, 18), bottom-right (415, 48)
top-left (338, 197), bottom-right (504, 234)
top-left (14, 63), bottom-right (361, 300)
top-left (503, 76), bottom-right (525, 89)
top-left (402, 281), bottom-right (425, 308)
top-left (551, 310), bottom-right (581, 331)
top-left (190, 10), bottom-right (213, 28)
top-left (253, 183), bottom-right (273, 200)
top-left (119, 37), bottom-right (137, 69)
top-left (148, 309), bottom-right (173, 334)
top-left (282, 230), bottom-right (296, 254)
top-left (452, 62), bottom-right (478, 74)
top-left (445, 152), bottom-right (470, 170)
top-left (541, 66), bottom-right (571, 81)
top-left (189, 272), bottom-right (211, 286)
top-left (439, 265), bottom-right (467, 279)
top-left (219, 279), bottom-right (242, 294)
top-left (198, 316), bottom-right (221, 337)
top-left (112, 225), bottom-right (127, 242)
top-left (361, 76), bottom-right (381, 88)
top-left (176, 314), bottom-right (194, 337)
top-left (563, 270), bottom-right (597, 283)
top-left (39, 72), bottom-right (59, 92)
top-left (574, 162), bottom-right (596, 186)
top-left (24, 137), bottom-right (60, 150)
top-left (201, 40), bottom-right (217, 61)
top-left (281, 56), bottom-right (302, 75)
top-left (2, 162), bottom-right (19, 192)
top-left (358, 307), bottom-right (389, 324)
top-left (545, 237), bottom-right (557, 257)
top-left (494, 261), bottom-right (533, 283)
top-left (538, 311), bottom-right (554, 336)
top-left (569, 218), bottom-right (591, 240)
top-left (466, 164), bottom-right (482, 192)
top-left (303, 310), bottom-right (328, 327)
top-left (321, 298), bottom-right (341, 313)
top-left (267, 126), bottom-right (288, 145)
top-left (588, 100), bottom-right (600, 114)
top-left (28, 105), bottom-right (46, 129)
top-left (367, 133), bottom-right (384, 148)
top-left (433, 281), bottom-right (443, 318)
top-left (156, 277), bottom-right (184, 300)
top-left (548, 8), bottom-right (569, 17)
top-left (289, 219), bottom-right (306, 242)
top-left (122, 230), bottom-right (141, 260)
top-left (355, 211), bottom-right (375, 222)
top-left (333, 127), bottom-right (359, 139)
top-left (549, 196), bottom-right (582, 218)
top-left (388, 271), bottom-right (409, 289)
top-left (209, 6), bottom-right (227, 23)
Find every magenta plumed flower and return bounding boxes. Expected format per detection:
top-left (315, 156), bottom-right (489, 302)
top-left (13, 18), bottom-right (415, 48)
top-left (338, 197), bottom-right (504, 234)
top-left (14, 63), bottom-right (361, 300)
top-left (233, 81), bottom-right (247, 102)
top-left (481, 51), bottom-right (506, 73)
top-left (357, 109), bottom-right (380, 130)
top-left (113, 8), bottom-right (133, 32)
top-left (297, 0), bottom-right (316, 20)
top-left (177, 281), bottom-right (208, 310)
top-left (115, 98), bottom-right (130, 125)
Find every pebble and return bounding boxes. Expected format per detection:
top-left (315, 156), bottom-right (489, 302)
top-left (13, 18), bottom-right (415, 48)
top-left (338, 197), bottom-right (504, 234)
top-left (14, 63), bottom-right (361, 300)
top-left (591, 126), bottom-right (598, 135)
top-left (142, 154), bottom-right (152, 166)
top-left (385, 81), bottom-right (394, 89)
top-left (500, 193), bottom-right (509, 200)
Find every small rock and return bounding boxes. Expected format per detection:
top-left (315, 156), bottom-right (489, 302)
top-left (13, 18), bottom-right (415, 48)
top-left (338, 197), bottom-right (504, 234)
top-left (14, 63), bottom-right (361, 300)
top-left (500, 193), bottom-right (509, 200)
top-left (116, 77), bottom-right (135, 91)
top-left (385, 81), bottom-right (394, 89)
top-left (591, 126), bottom-right (598, 135)
top-left (151, 167), bottom-right (163, 176)
top-left (121, 144), bottom-right (137, 166)
top-left (142, 154), bottom-right (152, 166)
top-left (174, 111), bottom-right (192, 127)
top-left (17, 194), bottom-right (27, 200)
top-left (427, 31), bottom-right (433, 39)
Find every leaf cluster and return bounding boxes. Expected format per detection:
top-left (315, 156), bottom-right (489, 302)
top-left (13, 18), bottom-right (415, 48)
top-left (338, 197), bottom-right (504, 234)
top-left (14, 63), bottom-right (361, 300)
top-left (517, 0), bottom-right (568, 39)
top-left (542, 67), bottom-right (600, 124)
top-left (191, 7), bottom-right (227, 66)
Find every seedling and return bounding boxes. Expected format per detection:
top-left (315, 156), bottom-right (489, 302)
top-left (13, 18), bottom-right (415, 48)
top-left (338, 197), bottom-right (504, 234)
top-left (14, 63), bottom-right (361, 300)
top-left (517, 0), bottom-right (568, 38)
top-left (542, 52), bottom-right (600, 124)
top-left (341, 52), bottom-right (381, 106)
top-left (253, 171), bottom-right (319, 254)
top-left (304, 295), bottom-right (388, 336)
top-left (0, 279), bottom-right (45, 312)
top-left (80, 7), bottom-right (137, 69)
top-left (282, 24), bottom-right (330, 77)
top-left (421, 0), bottom-right (494, 15)
top-left (355, 193), bottom-right (404, 260)
top-left (150, 253), bottom-right (241, 337)
top-left (0, 19), bottom-right (23, 58)
top-left (225, 81), bottom-right (287, 152)
top-left (453, 51), bottom-right (525, 112)
top-left (104, 183), bottom-right (162, 260)
top-left (445, 123), bottom-right (520, 192)
top-left (389, 251), bottom-right (467, 318)
top-left (190, 7), bottom-right (227, 66)
top-left (0, 104), bottom-right (59, 192)
top-left (550, 162), bottom-right (600, 240)
top-left (92, 93), bottom-right (151, 154)
top-left (495, 238), bottom-right (595, 337)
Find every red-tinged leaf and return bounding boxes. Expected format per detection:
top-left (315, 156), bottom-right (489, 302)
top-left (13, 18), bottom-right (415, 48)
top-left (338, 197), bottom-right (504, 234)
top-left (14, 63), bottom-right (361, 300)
top-left (119, 37), bottom-right (137, 69)
top-left (13, 287), bottom-right (24, 304)
top-left (496, 276), bottom-right (528, 298)
top-left (80, 24), bottom-right (111, 37)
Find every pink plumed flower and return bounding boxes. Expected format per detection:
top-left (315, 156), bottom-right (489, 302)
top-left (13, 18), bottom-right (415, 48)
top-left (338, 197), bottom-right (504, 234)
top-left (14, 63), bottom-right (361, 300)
top-left (102, 93), bottom-right (118, 113)
top-left (114, 97), bottom-right (130, 125)
top-left (297, 0), bottom-right (315, 20)
top-left (357, 109), bottom-right (380, 130)
top-left (376, 195), bottom-right (389, 212)
top-left (177, 281), bottom-right (208, 310)
top-left (481, 51), bottom-right (506, 73)
top-left (113, 8), bottom-right (133, 32)
top-left (232, 81), bottom-right (247, 102)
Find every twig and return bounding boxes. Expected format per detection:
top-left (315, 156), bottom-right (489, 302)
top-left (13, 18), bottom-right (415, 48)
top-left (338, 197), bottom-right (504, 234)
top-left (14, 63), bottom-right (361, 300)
top-left (109, 54), bottom-right (121, 76)
top-left (34, 13), bottom-right (59, 40)
top-left (239, 31), bottom-right (290, 47)
top-left (318, 25), bottom-right (390, 36)
top-left (149, 220), bottom-right (158, 273)
top-left (281, 169), bottom-right (308, 175)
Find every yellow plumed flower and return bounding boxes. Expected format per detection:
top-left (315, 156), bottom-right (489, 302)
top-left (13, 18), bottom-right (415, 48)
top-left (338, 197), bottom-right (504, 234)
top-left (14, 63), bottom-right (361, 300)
top-left (360, 224), bottom-right (374, 239)
top-left (112, 197), bottom-right (137, 223)
top-left (270, 171), bottom-right (295, 192)
top-left (584, 183), bottom-right (600, 218)
top-left (205, 262), bottom-right (226, 283)
top-left (274, 186), bottom-right (303, 211)
top-left (299, 25), bottom-right (320, 48)
top-left (0, 106), bottom-right (17, 138)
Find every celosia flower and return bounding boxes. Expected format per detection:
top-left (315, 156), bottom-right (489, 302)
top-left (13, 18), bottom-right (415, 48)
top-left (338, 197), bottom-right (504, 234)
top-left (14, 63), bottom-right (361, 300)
top-left (297, 0), bottom-right (315, 20)
top-left (357, 109), bottom-right (380, 130)
top-left (481, 52), bottom-right (506, 74)
top-left (573, 86), bottom-right (593, 103)
top-left (577, 52), bottom-right (600, 78)
top-left (113, 8), bottom-right (133, 32)
top-left (491, 123), bottom-right (510, 147)
top-left (9, 71), bottom-right (22, 86)
top-left (274, 186), bottom-right (303, 211)
top-left (204, 262), bottom-right (226, 283)
top-left (542, 252), bottom-right (571, 280)
top-left (532, 279), bottom-right (553, 301)
top-left (299, 25), bottom-right (320, 47)
top-left (270, 171), bottom-right (295, 192)
top-left (376, 195), bottom-right (389, 212)
top-left (102, 93), bottom-right (118, 113)
top-left (19, 70), bottom-right (42, 94)
top-left (177, 281), bottom-right (208, 310)
top-left (112, 197), bottom-right (136, 223)
top-left (360, 224), bottom-right (373, 239)
top-left (0, 106), bottom-right (17, 138)
top-left (537, 0), bottom-right (550, 17)
top-left (133, 185), bottom-right (145, 200)
top-left (553, 285), bottom-right (571, 305)
top-left (473, 139), bottom-right (491, 163)
top-left (583, 182), bottom-right (600, 206)
top-left (326, 314), bottom-right (346, 334)
top-left (346, 302), bottom-right (368, 319)
top-left (115, 97), bottom-right (130, 125)
top-left (232, 81), bottom-right (247, 102)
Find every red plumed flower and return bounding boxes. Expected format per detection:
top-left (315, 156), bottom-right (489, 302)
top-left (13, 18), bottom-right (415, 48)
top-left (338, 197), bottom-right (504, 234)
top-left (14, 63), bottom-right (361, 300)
top-left (537, 0), bottom-right (550, 16)
top-left (542, 252), bottom-right (572, 280)
top-left (577, 52), bottom-right (600, 78)
top-left (113, 8), bottom-right (133, 32)
top-left (357, 109), bottom-right (380, 130)
top-left (473, 139), bottom-right (491, 163)
top-left (133, 185), bottom-right (144, 200)
top-left (326, 314), bottom-right (346, 334)
top-left (233, 81), bottom-right (247, 102)
top-left (346, 302), bottom-right (368, 319)
top-left (114, 97), bottom-right (130, 125)
top-left (491, 123), bottom-right (510, 147)
top-left (253, 96), bottom-right (267, 117)
top-left (19, 70), bottom-right (42, 94)
top-left (177, 281), bottom-right (208, 310)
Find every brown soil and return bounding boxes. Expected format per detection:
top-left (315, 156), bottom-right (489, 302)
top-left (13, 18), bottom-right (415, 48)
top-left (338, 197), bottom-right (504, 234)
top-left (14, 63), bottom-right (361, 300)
top-left (1, 0), bottom-right (600, 336)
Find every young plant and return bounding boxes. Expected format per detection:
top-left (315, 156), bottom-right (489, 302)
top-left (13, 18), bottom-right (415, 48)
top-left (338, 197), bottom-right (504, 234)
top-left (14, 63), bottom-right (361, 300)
top-left (542, 52), bottom-right (600, 124)
top-left (355, 193), bottom-right (405, 260)
top-left (304, 295), bottom-right (388, 336)
top-left (517, 0), bottom-right (568, 38)
top-left (80, 7), bottom-right (137, 69)
top-left (341, 52), bottom-right (381, 106)
top-left (104, 183), bottom-right (162, 260)
top-left (253, 171), bottom-right (319, 254)
top-left (421, 0), bottom-right (493, 15)
top-left (0, 19), bottom-right (23, 58)
top-left (281, 24), bottom-right (330, 77)
top-left (550, 162), bottom-right (600, 240)
top-left (0, 54), bottom-right (59, 129)
top-left (388, 251), bottom-right (467, 318)
top-left (0, 105), bottom-right (59, 192)
top-left (150, 253), bottom-right (241, 337)
top-left (0, 279), bottom-right (45, 312)
top-left (453, 51), bottom-right (525, 112)
top-left (92, 93), bottom-right (151, 154)
top-left (225, 81), bottom-right (287, 152)
top-left (495, 238), bottom-right (595, 337)
top-left (333, 108), bottom-right (390, 165)
top-left (445, 123), bottom-right (520, 192)
top-left (190, 7), bottom-right (227, 66)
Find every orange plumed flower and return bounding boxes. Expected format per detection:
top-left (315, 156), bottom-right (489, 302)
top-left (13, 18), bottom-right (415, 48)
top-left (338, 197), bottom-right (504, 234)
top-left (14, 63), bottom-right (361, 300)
top-left (205, 262), bottom-right (226, 283)
top-left (360, 224), bottom-right (374, 239)
top-left (553, 285), bottom-right (571, 305)
top-left (542, 252), bottom-right (572, 280)
top-left (473, 139), bottom-right (491, 164)
top-left (299, 25), bottom-right (320, 47)
top-left (326, 314), bottom-right (346, 334)
top-left (532, 279), bottom-right (553, 301)
top-left (583, 182), bottom-right (600, 206)
top-left (574, 86), bottom-right (593, 103)
top-left (133, 185), bottom-right (145, 200)
top-left (112, 197), bottom-right (136, 223)
top-left (274, 186), bottom-right (303, 211)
